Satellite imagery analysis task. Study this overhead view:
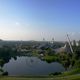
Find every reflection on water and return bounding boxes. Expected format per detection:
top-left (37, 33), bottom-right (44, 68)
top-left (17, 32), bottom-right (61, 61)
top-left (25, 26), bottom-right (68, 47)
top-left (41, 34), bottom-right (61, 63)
top-left (0, 48), bottom-right (65, 76)
top-left (3, 56), bottom-right (65, 76)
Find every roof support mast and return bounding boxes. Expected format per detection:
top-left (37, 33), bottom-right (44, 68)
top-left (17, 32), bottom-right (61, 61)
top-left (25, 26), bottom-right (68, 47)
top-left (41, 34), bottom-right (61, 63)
top-left (67, 34), bottom-right (74, 54)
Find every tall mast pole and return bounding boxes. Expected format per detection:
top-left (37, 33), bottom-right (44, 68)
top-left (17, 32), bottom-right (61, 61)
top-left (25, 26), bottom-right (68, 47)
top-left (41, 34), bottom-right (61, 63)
top-left (67, 34), bottom-right (74, 54)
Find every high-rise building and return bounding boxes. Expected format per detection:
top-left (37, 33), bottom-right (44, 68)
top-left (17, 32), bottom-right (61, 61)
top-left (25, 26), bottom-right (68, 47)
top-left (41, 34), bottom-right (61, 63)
top-left (72, 40), bottom-right (76, 46)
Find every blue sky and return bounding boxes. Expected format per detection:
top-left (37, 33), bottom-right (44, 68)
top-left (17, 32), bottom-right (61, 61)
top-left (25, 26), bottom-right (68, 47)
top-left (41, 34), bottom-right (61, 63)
top-left (0, 0), bottom-right (80, 41)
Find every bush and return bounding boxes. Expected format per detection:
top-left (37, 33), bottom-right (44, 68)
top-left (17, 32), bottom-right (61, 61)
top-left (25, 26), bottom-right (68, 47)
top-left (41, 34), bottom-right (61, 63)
top-left (49, 72), bottom-right (62, 76)
top-left (2, 71), bottom-right (8, 76)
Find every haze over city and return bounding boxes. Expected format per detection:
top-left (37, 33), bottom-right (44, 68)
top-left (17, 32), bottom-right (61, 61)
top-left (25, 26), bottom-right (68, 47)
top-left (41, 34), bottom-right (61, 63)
top-left (0, 0), bottom-right (80, 41)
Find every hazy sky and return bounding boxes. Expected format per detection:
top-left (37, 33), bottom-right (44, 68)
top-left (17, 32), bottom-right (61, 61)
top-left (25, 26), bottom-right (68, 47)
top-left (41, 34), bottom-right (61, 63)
top-left (0, 0), bottom-right (80, 41)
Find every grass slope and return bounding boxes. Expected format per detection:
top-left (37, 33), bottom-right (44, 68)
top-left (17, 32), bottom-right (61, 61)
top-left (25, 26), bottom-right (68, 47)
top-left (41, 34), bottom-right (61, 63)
top-left (0, 74), bottom-right (80, 80)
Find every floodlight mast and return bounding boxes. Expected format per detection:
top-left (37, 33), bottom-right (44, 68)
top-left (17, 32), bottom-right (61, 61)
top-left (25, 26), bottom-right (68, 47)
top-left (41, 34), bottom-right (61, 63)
top-left (67, 34), bottom-right (74, 54)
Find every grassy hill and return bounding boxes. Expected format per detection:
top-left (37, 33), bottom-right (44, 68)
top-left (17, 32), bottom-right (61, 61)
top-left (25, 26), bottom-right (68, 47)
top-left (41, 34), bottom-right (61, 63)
top-left (0, 74), bottom-right (80, 80)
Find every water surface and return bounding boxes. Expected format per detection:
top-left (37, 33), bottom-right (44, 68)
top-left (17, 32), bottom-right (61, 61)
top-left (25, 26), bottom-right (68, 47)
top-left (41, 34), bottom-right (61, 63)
top-left (3, 56), bottom-right (65, 76)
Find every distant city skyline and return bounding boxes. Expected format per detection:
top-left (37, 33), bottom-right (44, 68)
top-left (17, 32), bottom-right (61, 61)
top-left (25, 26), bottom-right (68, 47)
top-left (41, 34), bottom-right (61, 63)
top-left (0, 0), bottom-right (80, 41)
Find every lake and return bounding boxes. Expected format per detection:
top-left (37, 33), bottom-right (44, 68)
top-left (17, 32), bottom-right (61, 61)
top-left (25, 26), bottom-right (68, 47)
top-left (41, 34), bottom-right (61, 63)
top-left (3, 56), bottom-right (65, 76)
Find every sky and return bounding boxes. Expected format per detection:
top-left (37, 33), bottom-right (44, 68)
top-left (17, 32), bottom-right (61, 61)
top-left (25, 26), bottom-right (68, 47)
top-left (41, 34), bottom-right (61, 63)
top-left (0, 0), bottom-right (80, 41)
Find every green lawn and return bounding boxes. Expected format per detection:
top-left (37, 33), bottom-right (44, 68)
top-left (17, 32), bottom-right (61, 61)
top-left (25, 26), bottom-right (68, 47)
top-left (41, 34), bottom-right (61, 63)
top-left (61, 68), bottom-right (80, 76)
top-left (0, 74), bottom-right (80, 80)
